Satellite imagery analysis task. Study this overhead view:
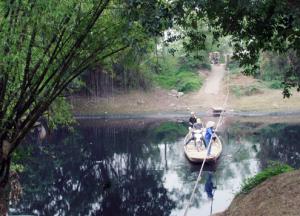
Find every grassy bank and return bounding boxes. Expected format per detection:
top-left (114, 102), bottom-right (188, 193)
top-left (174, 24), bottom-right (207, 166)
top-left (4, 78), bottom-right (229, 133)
top-left (239, 162), bottom-right (294, 194)
top-left (154, 69), bottom-right (203, 93)
top-left (153, 49), bottom-right (208, 93)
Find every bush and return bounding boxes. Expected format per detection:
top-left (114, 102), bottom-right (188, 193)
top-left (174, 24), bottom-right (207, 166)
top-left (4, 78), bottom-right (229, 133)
top-left (154, 53), bottom-right (204, 93)
top-left (239, 162), bottom-right (294, 194)
top-left (176, 70), bottom-right (203, 92)
top-left (152, 46), bottom-right (210, 93)
top-left (227, 60), bottom-right (239, 70)
top-left (266, 80), bottom-right (284, 89)
top-left (244, 85), bottom-right (263, 96)
top-left (230, 85), bottom-right (263, 97)
top-left (259, 52), bottom-right (287, 82)
top-left (230, 86), bottom-right (242, 97)
top-left (154, 70), bottom-right (203, 93)
top-left (199, 62), bottom-right (212, 70)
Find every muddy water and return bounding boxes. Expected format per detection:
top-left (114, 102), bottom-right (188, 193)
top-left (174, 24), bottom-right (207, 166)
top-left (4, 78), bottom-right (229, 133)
top-left (10, 118), bottom-right (300, 216)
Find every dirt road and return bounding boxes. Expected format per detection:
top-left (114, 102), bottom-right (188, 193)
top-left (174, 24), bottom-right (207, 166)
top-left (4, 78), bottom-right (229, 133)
top-left (183, 64), bottom-right (227, 110)
top-left (204, 64), bottom-right (226, 95)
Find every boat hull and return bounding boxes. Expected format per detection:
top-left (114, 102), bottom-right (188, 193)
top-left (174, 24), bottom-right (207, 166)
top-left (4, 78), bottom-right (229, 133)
top-left (183, 132), bottom-right (222, 163)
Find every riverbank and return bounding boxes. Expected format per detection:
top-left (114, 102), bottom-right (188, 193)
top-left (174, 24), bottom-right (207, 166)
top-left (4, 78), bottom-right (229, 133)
top-left (70, 65), bottom-right (300, 116)
top-left (70, 93), bottom-right (300, 115)
top-left (214, 169), bottom-right (300, 216)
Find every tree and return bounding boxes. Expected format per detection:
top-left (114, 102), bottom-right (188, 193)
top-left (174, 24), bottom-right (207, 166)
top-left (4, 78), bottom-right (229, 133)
top-left (171, 0), bottom-right (300, 97)
top-left (0, 0), bottom-right (172, 187)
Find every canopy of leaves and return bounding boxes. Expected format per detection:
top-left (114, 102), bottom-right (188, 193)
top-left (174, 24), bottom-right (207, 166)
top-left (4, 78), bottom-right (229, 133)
top-left (0, 0), bottom-right (173, 159)
top-left (171, 0), bottom-right (300, 97)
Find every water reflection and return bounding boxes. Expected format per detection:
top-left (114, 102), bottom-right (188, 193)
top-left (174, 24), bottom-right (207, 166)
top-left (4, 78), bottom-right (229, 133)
top-left (10, 119), bottom-right (300, 216)
top-left (204, 172), bottom-right (216, 199)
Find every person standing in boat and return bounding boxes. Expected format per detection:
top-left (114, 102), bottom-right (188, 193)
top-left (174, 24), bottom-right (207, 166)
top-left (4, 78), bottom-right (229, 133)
top-left (205, 121), bottom-right (215, 155)
top-left (185, 118), bottom-right (203, 145)
top-left (189, 112), bottom-right (197, 128)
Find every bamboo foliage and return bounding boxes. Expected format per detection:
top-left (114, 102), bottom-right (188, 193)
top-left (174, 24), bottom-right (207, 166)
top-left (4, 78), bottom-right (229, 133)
top-left (0, 0), bottom-right (172, 171)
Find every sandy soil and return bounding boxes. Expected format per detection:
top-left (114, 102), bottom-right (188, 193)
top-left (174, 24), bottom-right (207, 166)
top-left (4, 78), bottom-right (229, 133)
top-left (70, 64), bottom-right (300, 115)
top-left (214, 170), bottom-right (300, 216)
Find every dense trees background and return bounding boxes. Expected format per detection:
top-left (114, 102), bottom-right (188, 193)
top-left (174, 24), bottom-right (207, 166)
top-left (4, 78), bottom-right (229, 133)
top-left (74, 0), bottom-right (300, 98)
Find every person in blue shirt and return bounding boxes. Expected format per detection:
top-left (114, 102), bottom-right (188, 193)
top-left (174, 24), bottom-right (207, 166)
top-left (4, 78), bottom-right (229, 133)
top-left (205, 121), bottom-right (215, 155)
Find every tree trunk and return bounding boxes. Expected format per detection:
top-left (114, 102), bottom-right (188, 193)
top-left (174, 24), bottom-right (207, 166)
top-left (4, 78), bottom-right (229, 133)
top-left (0, 157), bottom-right (11, 187)
top-left (0, 184), bottom-right (9, 215)
top-left (0, 157), bottom-right (10, 215)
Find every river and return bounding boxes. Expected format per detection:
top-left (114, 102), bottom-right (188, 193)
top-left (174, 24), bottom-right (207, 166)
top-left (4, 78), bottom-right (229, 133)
top-left (10, 117), bottom-right (300, 216)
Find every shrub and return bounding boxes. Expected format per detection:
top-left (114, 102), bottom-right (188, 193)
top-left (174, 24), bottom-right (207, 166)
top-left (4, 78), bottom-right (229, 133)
top-left (239, 162), bottom-right (294, 194)
top-left (244, 85), bottom-right (263, 96)
top-left (227, 60), bottom-right (240, 70)
top-left (230, 86), bottom-right (242, 97)
top-left (230, 85), bottom-right (263, 97)
top-left (266, 80), bottom-right (284, 89)
top-left (176, 70), bottom-right (203, 92)
top-left (152, 47), bottom-right (209, 93)
top-left (199, 62), bottom-right (212, 70)
top-left (154, 69), bottom-right (203, 93)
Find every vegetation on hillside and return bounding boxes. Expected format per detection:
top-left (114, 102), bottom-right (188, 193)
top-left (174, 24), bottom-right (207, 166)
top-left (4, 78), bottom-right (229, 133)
top-left (227, 51), bottom-right (295, 95)
top-left (153, 53), bottom-right (204, 93)
top-left (239, 162), bottom-right (294, 194)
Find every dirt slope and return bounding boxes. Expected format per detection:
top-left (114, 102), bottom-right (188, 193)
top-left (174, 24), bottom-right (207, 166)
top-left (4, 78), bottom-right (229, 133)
top-left (214, 170), bottom-right (300, 216)
top-left (204, 64), bottom-right (225, 94)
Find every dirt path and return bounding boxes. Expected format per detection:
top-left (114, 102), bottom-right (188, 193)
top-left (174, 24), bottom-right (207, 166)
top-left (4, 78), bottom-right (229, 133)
top-left (204, 64), bottom-right (226, 94)
top-left (182, 64), bottom-right (227, 110)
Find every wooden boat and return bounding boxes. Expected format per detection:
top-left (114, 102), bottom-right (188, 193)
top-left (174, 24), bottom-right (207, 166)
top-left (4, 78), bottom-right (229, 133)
top-left (184, 130), bottom-right (222, 163)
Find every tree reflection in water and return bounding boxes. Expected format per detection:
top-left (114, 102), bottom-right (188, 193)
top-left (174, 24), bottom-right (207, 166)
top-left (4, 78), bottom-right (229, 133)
top-left (10, 119), bottom-right (300, 216)
top-left (256, 124), bottom-right (300, 168)
top-left (12, 120), bottom-right (184, 215)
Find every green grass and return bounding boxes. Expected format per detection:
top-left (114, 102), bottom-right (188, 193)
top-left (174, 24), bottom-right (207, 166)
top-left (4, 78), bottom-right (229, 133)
top-left (152, 51), bottom-right (207, 93)
top-left (199, 62), bottom-right (211, 70)
top-left (154, 69), bottom-right (203, 93)
top-left (230, 84), bottom-right (263, 97)
top-left (239, 162), bottom-right (294, 194)
top-left (227, 54), bottom-right (286, 91)
top-left (264, 80), bottom-right (284, 89)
